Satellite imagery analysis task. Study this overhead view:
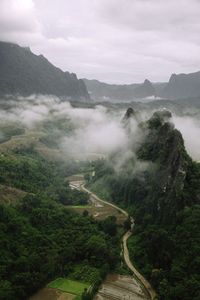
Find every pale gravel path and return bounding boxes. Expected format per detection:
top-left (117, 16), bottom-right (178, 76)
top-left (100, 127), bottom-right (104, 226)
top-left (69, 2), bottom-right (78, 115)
top-left (70, 177), bottom-right (157, 300)
top-left (123, 232), bottom-right (157, 300)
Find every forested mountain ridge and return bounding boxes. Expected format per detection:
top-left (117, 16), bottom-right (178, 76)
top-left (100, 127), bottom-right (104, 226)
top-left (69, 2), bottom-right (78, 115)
top-left (89, 109), bottom-right (200, 299)
top-left (0, 41), bottom-right (90, 100)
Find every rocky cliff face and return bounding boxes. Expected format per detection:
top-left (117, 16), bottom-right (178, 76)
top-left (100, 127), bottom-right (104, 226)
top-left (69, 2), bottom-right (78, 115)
top-left (0, 41), bottom-right (90, 100)
top-left (162, 71), bottom-right (200, 99)
top-left (90, 108), bottom-right (200, 299)
top-left (137, 110), bottom-right (196, 223)
top-left (93, 108), bottom-right (200, 223)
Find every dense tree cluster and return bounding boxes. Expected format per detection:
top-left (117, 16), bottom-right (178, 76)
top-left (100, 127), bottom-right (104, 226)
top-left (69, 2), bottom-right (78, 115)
top-left (0, 196), bottom-right (118, 299)
top-left (0, 147), bottom-right (87, 205)
top-left (0, 147), bottom-right (119, 299)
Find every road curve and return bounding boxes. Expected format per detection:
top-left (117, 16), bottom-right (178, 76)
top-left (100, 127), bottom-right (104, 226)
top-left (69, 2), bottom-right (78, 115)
top-left (78, 183), bottom-right (157, 299)
top-left (81, 185), bottom-right (128, 218)
top-left (123, 231), bottom-right (157, 300)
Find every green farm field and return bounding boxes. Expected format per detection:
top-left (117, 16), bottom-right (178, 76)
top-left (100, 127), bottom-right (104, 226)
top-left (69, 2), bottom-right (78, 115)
top-left (48, 278), bottom-right (90, 296)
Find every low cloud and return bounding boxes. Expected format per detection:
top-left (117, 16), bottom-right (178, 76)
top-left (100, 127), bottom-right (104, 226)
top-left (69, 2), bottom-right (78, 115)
top-left (173, 115), bottom-right (200, 161)
top-left (0, 96), bottom-right (132, 160)
top-left (1, 95), bottom-right (200, 164)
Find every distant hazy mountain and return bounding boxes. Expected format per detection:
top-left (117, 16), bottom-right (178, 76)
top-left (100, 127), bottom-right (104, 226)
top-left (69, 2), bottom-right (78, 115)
top-left (84, 70), bottom-right (200, 101)
top-left (0, 41), bottom-right (90, 100)
top-left (83, 78), bottom-right (156, 102)
top-left (162, 71), bottom-right (200, 99)
top-left (1, 40), bottom-right (200, 101)
top-left (133, 79), bottom-right (156, 98)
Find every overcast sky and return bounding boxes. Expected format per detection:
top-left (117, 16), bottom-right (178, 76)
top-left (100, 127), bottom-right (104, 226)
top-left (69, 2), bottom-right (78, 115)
top-left (0, 0), bottom-right (200, 83)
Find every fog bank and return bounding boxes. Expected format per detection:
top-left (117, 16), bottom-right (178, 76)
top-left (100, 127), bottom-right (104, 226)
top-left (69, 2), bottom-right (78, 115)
top-left (0, 95), bottom-right (200, 162)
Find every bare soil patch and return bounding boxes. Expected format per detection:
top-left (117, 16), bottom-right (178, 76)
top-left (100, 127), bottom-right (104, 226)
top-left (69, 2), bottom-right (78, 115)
top-left (70, 193), bottom-right (126, 225)
top-left (29, 288), bottom-right (75, 300)
top-left (95, 274), bottom-right (148, 300)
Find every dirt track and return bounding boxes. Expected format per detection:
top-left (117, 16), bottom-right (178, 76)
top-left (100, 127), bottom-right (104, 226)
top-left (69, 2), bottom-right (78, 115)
top-left (123, 232), bottom-right (157, 300)
top-left (69, 175), bottom-right (157, 300)
top-left (68, 175), bottom-right (127, 224)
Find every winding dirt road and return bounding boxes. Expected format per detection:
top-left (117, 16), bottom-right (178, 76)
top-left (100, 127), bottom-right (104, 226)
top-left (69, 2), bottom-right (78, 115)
top-left (69, 176), bottom-right (157, 300)
top-left (82, 187), bottom-right (157, 299)
top-left (123, 232), bottom-right (157, 300)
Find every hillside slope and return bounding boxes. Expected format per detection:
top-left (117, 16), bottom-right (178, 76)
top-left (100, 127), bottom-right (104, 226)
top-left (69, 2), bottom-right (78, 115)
top-left (89, 109), bottom-right (200, 300)
top-left (0, 146), bottom-right (119, 300)
top-left (0, 41), bottom-right (89, 100)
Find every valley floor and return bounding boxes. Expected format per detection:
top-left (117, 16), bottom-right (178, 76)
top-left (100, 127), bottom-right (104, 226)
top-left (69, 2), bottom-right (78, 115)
top-left (29, 174), bottom-right (156, 300)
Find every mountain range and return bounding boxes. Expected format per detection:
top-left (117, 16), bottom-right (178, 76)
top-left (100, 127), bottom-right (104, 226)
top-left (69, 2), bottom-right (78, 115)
top-left (0, 41), bottom-right (89, 100)
top-left (84, 70), bottom-right (200, 101)
top-left (83, 78), bottom-right (158, 101)
top-left (1, 41), bottom-right (200, 101)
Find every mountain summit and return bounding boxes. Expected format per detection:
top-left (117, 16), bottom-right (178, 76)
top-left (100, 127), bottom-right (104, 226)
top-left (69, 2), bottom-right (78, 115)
top-left (134, 79), bottom-right (156, 98)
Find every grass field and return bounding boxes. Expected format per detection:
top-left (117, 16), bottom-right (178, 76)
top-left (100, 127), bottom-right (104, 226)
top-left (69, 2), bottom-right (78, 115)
top-left (48, 278), bottom-right (90, 296)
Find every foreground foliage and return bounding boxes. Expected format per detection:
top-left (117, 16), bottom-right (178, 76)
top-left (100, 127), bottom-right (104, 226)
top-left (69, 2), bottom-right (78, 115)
top-left (0, 147), bottom-right (119, 300)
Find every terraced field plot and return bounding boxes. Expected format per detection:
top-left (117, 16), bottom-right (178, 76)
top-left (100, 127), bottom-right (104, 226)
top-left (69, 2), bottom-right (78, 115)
top-left (95, 274), bottom-right (148, 300)
top-left (71, 198), bottom-right (126, 224)
top-left (67, 175), bottom-right (127, 224)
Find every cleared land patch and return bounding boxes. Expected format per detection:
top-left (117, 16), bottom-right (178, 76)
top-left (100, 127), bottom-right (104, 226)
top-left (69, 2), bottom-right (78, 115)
top-left (67, 175), bottom-right (127, 224)
top-left (29, 287), bottom-right (75, 300)
top-left (48, 278), bottom-right (90, 296)
top-left (95, 274), bottom-right (148, 300)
